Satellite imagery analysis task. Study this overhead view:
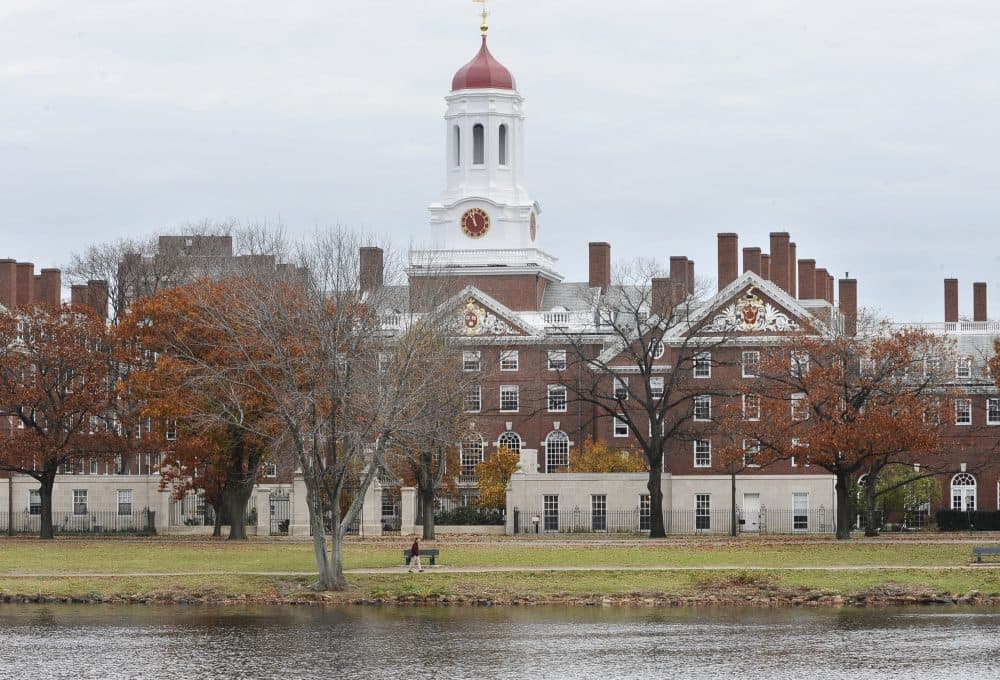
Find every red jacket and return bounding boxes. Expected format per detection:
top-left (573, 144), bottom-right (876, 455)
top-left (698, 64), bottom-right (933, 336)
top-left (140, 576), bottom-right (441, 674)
top-left (410, 540), bottom-right (420, 557)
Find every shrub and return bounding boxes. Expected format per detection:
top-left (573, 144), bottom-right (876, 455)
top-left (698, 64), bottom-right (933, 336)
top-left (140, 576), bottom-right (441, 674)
top-left (434, 506), bottom-right (505, 526)
top-left (935, 509), bottom-right (1000, 531)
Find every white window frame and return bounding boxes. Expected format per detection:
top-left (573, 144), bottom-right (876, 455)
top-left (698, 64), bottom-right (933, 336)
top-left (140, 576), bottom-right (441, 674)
top-left (613, 376), bottom-right (628, 401)
top-left (951, 473), bottom-right (976, 511)
top-left (743, 438), bottom-right (761, 467)
top-left (742, 351), bottom-right (760, 378)
top-left (500, 385), bottom-right (519, 412)
top-left (743, 394), bottom-right (761, 421)
top-left (547, 350), bottom-right (566, 371)
top-left (462, 351), bottom-right (481, 371)
top-left (117, 489), bottom-right (133, 516)
top-left (695, 494), bottom-right (711, 531)
top-left (651, 340), bottom-right (665, 360)
top-left (28, 489), bottom-right (41, 515)
top-left (955, 398), bottom-right (972, 425)
top-left (460, 436), bottom-right (485, 478)
top-left (547, 385), bottom-right (567, 413)
top-left (500, 350), bottom-right (519, 372)
top-left (956, 356), bottom-right (972, 379)
top-left (591, 494), bottom-right (607, 532)
top-left (693, 439), bottom-right (711, 468)
top-left (988, 398), bottom-right (1000, 426)
top-left (792, 492), bottom-right (809, 531)
top-left (73, 489), bottom-right (88, 516)
top-left (650, 376), bottom-right (664, 399)
top-left (465, 385), bottom-right (482, 413)
top-left (694, 352), bottom-right (711, 378)
top-left (543, 494), bottom-right (559, 531)
top-left (165, 419), bottom-right (177, 441)
top-left (545, 431), bottom-right (570, 473)
top-left (613, 415), bottom-right (629, 438)
top-left (791, 351), bottom-right (810, 377)
top-left (791, 392), bottom-right (809, 421)
top-left (497, 431), bottom-right (521, 453)
top-left (693, 395), bottom-right (711, 421)
top-left (264, 462), bottom-right (278, 478)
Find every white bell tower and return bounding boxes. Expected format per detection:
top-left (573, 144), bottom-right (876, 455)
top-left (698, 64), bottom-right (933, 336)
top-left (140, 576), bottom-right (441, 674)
top-left (411, 9), bottom-right (560, 281)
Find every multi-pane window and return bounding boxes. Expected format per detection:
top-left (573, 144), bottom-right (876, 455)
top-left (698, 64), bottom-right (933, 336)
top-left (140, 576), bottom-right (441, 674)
top-left (117, 489), bottom-right (133, 516)
top-left (613, 376), bottom-right (628, 401)
top-left (693, 395), bottom-right (711, 421)
top-left (73, 489), bottom-right (88, 516)
top-left (791, 393), bottom-right (809, 421)
top-left (547, 385), bottom-right (567, 412)
top-left (591, 495), bottom-right (607, 531)
top-left (639, 494), bottom-right (651, 531)
top-left (500, 385), bottom-right (519, 412)
top-left (742, 351), bottom-right (760, 378)
top-left (743, 394), bottom-right (760, 421)
top-left (543, 495), bottom-right (559, 531)
top-left (613, 415), bottom-right (629, 438)
top-left (264, 463), bottom-right (278, 478)
top-left (743, 439), bottom-right (761, 467)
top-left (651, 340), bottom-right (665, 360)
top-left (465, 385), bottom-right (482, 413)
top-left (462, 351), bottom-right (481, 371)
top-left (924, 354), bottom-right (941, 377)
top-left (694, 352), bottom-right (711, 378)
top-left (165, 420), bottom-right (177, 441)
top-left (498, 431), bottom-right (521, 453)
top-left (988, 398), bottom-right (1000, 425)
top-left (500, 350), bottom-right (519, 371)
top-left (547, 350), bottom-right (566, 371)
top-left (695, 494), bottom-right (711, 530)
top-left (793, 493), bottom-right (809, 531)
top-left (29, 489), bottom-right (41, 515)
top-left (956, 356), bottom-right (972, 379)
top-left (791, 351), bottom-right (810, 377)
top-left (951, 473), bottom-right (976, 511)
top-left (545, 431), bottom-right (570, 473)
top-left (924, 399), bottom-right (941, 426)
top-left (694, 439), bottom-right (711, 468)
top-left (955, 399), bottom-right (972, 425)
top-left (460, 436), bottom-right (484, 478)
top-left (650, 377), bottom-right (664, 399)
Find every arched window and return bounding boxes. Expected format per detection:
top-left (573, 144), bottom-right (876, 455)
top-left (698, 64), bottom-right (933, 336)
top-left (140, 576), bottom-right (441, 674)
top-left (498, 124), bottom-right (508, 165)
top-left (460, 434), bottom-right (484, 480)
top-left (951, 473), bottom-right (977, 511)
top-left (545, 430), bottom-right (570, 473)
top-left (473, 124), bottom-right (485, 165)
top-left (453, 126), bottom-right (461, 167)
top-left (497, 430), bottom-right (521, 453)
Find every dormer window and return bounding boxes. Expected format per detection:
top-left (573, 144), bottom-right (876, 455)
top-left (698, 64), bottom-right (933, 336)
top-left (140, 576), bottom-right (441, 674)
top-left (473, 124), bottom-right (485, 165)
top-left (498, 124), bottom-right (508, 165)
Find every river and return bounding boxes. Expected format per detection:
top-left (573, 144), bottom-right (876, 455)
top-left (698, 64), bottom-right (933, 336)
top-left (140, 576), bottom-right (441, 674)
top-left (1, 605), bottom-right (997, 679)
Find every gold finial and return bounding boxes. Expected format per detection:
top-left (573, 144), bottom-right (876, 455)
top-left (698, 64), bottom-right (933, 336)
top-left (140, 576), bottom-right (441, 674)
top-left (473, 0), bottom-right (489, 37)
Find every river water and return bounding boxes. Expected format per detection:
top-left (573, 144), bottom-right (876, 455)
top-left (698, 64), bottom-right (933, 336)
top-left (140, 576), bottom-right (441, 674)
top-left (1, 605), bottom-right (998, 679)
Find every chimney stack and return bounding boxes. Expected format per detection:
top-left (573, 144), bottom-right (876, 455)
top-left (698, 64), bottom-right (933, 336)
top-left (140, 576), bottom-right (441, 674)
top-left (588, 242), bottom-right (611, 293)
top-left (669, 256), bottom-right (689, 294)
top-left (788, 242), bottom-right (797, 298)
top-left (839, 279), bottom-right (858, 336)
top-left (15, 263), bottom-right (33, 307)
top-left (0, 260), bottom-right (15, 309)
top-left (70, 284), bottom-right (88, 309)
top-left (359, 246), bottom-right (385, 294)
top-left (798, 259), bottom-right (816, 299)
top-left (40, 269), bottom-right (61, 306)
top-left (973, 282), bottom-right (987, 322)
top-left (686, 260), bottom-right (695, 294)
top-left (815, 268), bottom-right (830, 303)
top-left (760, 254), bottom-right (771, 280)
top-left (87, 280), bottom-right (109, 322)
top-left (944, 279), bottom-right (958, 322)
top-left (717, 233), bottom-right (739, 290)
top-left (769, 232), bottom-right (791, 294)
top-left (743, 247), bottom-right (761, 276)
top-left (651, 277), bottom-right (671, 317)
top-left (827, 273), bottom-right (834, 303)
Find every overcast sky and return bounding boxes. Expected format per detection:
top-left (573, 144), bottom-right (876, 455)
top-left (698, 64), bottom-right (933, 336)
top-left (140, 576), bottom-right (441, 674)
top-left (2, 0), bottom-right (999, 321)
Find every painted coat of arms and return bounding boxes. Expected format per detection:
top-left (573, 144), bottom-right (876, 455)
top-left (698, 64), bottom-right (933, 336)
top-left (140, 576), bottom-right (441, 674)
top-left (709, 288), bottom-right (799, 332)
top-left (459, 297), bottom-right (512, 336)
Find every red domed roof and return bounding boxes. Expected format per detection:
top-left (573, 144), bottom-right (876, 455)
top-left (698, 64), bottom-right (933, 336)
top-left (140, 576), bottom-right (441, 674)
top-left (451, 37), bottom-right (516, 91)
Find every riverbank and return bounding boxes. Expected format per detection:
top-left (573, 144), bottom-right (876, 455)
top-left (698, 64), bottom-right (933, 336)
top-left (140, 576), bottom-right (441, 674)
top-left (2, 536), bottom-right (999, 608)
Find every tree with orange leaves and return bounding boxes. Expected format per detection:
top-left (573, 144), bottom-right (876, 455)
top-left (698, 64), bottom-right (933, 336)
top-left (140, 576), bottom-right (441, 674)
top-left (0, 304), bottom-right (126, 538)
top-left (568, 437), bottom-right (647, 473)
top-left (718, 318), bottom-right (954, 539)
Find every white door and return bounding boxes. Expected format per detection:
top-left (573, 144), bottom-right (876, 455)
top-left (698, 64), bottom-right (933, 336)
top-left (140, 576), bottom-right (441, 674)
top-left (742, 493), bottom-right (761, 532)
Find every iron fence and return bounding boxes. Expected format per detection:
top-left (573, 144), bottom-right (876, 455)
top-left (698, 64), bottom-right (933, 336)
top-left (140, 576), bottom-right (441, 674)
top-left (511, 507), bottom-right (839, 535)
top-left (169, 494), bottom-right (256, 528)
top-left (0, 509), bottom-right (156, 535)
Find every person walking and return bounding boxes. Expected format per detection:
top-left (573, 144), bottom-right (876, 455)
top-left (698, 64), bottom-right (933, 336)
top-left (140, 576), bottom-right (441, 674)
top-left (408, 537), bottom-right (423, 573)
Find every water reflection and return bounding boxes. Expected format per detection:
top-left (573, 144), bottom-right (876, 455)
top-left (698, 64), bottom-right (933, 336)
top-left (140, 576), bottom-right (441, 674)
top-left (0, 605), bottom-right (998, 679)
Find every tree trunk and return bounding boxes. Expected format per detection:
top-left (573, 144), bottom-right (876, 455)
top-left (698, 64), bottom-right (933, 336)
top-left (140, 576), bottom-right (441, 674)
top-left (647, 463), bottom-right (666, 538)
top-left (835, 472), bottom-right (852, 540)
top-left (212, 501), bottom-right (223, 537)
top-left (327, 492), bottom-right (348, 591)
top-left (225, 481), bottom-right (253, 541)
top-left (306, 480), bottom-right (336, 591)
top-left (730, 470), bottom-right (737, 537)
top-left (38, 475), bottom-right (55, 540)
top-left (421, 486), bottom-right (436, 540)
top-left (864, 466), bottom-right (883, 538)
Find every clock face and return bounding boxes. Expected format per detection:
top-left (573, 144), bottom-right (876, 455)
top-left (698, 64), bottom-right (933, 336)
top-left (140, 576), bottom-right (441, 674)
top-left (461, 208), bottom-right (490, 239)
top-left (529, 212), bottom-right (537, 242)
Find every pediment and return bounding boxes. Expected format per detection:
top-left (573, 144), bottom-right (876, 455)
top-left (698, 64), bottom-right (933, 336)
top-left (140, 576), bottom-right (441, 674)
top-left (448, 286), bottom-right (538, 338)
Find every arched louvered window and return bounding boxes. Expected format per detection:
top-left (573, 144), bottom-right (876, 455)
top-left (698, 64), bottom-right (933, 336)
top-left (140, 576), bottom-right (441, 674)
top-left (473, 124), bottom-right (485, 165)
top-left (498, 124), bottom-right (508, 165)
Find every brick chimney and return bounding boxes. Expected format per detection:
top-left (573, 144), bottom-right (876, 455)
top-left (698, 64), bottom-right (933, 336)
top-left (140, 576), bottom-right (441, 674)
top-left (0, 260), bottom-right (15, 309)
top-left (87, 280), bottom-right (109, 322)
top-left (40, 269), bottom-right (61, 306)
top-left (359, 246), bottom-right (384, 294)
top-left (827, 273), bottom-right (834, 303)
top-left (769, 232), bottom-right (791, 294)
top-left (798, 259), bottom-right (816, 299)
top-left (944, 279), bottom-right (958, 322)
top-left (973, 282), bottom-right (987, 322)
top-left (761, 254), bottom-right (771, 280)
top-left (15, 263), bottom-right (33, 307)
top-left (839, 279), bottom-right (858, 336)
top-left (788, 242), bottom-right (797, 298)
top-left (815, 268), bottom-right (830, 303)
top-left (651, 277), bottom-right (671, 317)
top-left (742, 247), bottom-right (761, 276)
top-left (669, 256), bottom-right (689, 295)
top-left (70, 284), bottom-right (88, 308)
top-left (717, 233), bottom-right (739, 290)
top-left (687, 260), bottom-right (695, 294)
top-left (588, 242), bottom-right (611, 292)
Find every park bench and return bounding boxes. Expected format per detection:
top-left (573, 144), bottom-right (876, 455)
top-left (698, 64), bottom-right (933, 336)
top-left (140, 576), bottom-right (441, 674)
top-left (973, 546), bottom-right (1000, 563)
top-left (403, 548), bottom-right (440, 566)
